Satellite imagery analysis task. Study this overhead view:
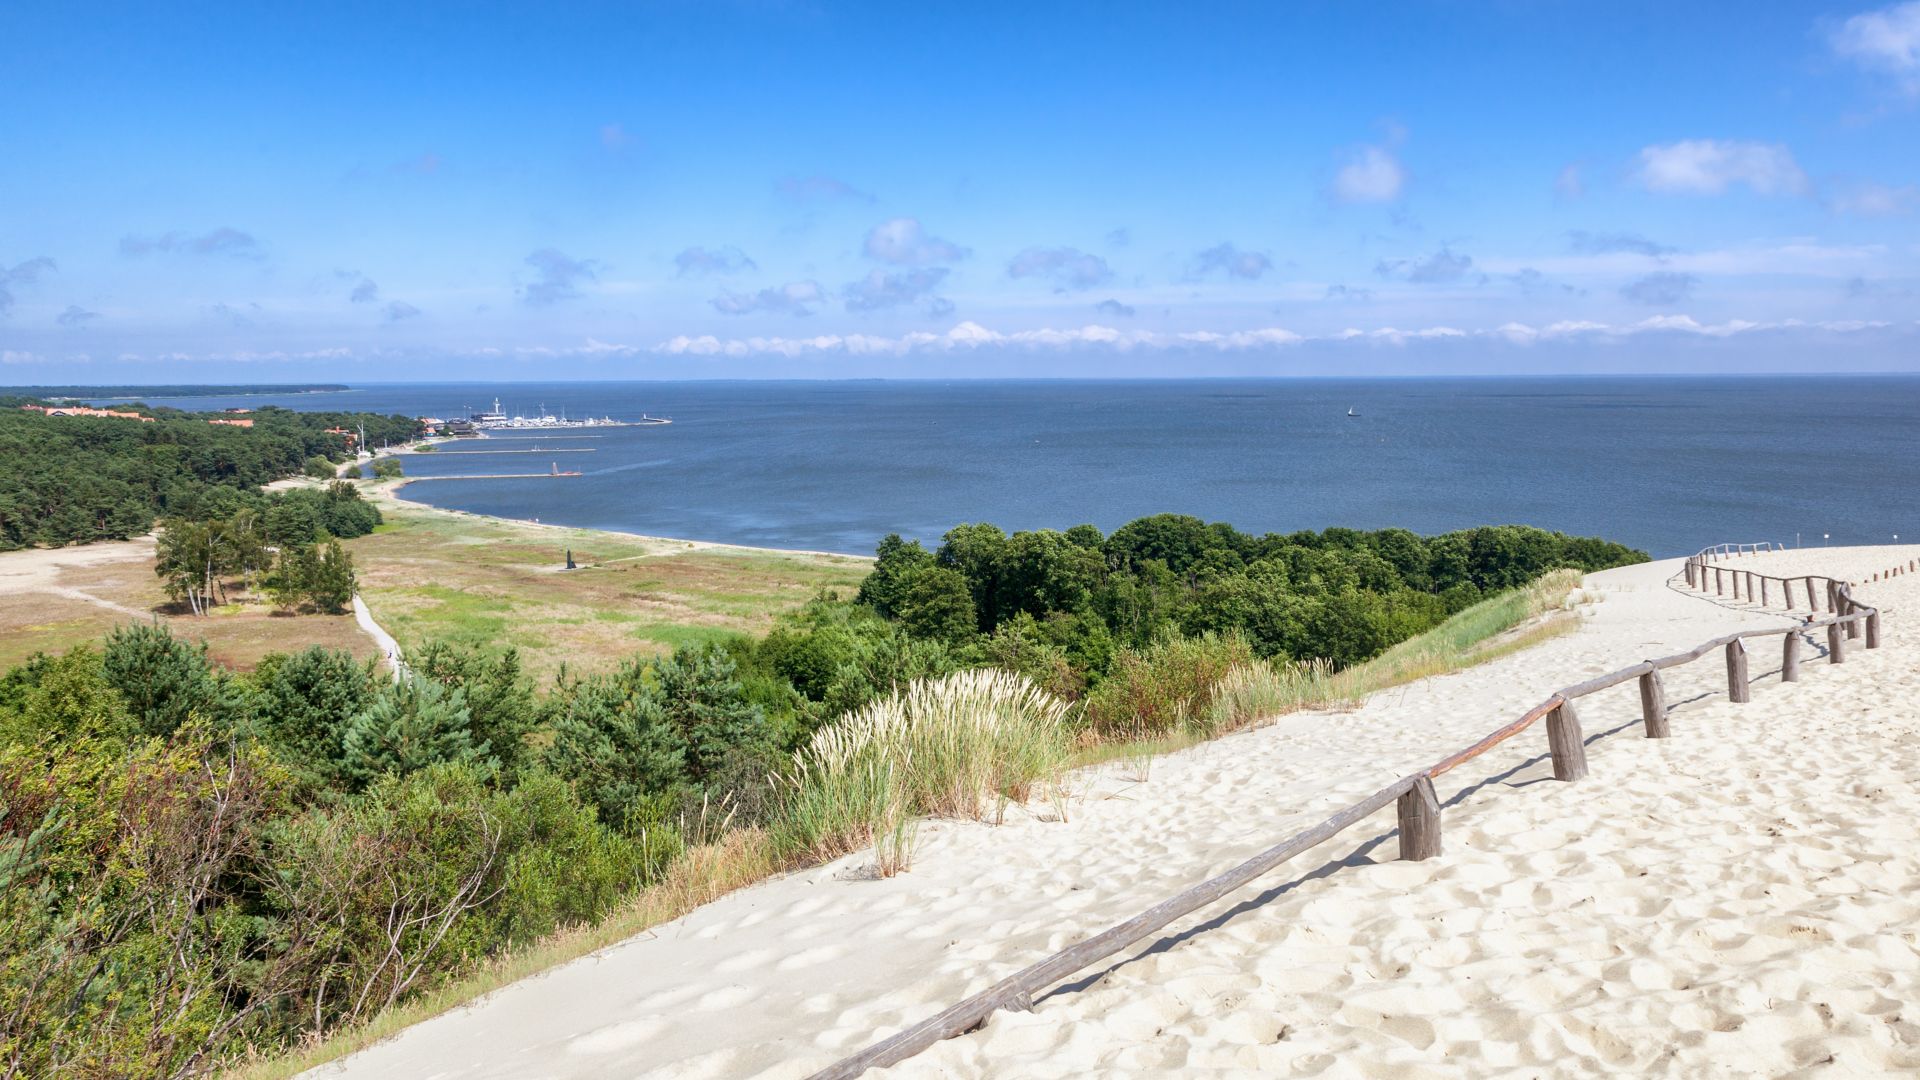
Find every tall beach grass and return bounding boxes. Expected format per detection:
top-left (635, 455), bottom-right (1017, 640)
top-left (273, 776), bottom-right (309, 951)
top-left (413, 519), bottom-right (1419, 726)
top-left (776, 668), bottom-right (1073, 864)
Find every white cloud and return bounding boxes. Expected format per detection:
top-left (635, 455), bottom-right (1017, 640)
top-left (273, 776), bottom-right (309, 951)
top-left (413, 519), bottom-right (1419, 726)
top-left (122, 227), bottom-right (265, 259)
top-left (674, 246), bottom-right (758, 276)
top-left (1831, 2), bottom-right (1920, 94)
top-left (1007, 247), bottom-right (1114, 289)
top-left (711, 280), bottom-right (828, 316)
top-left (520, 249), bottom-right (598, 307)
top-left (1375, 247), bottom-right (1482, 284)
top-left (1193, 242), bottom-right (1273, 280)
top-left (1333, 144), bottom-right (1406, 203)
top-left (863, 218), bottom-right (968, 265)
top-left (842, 268), bottom-right (951, 313)
top-left (1832, 180), bottom-right (1918, 216)
top-left (1634, 140), bottom-right (1809, 197)
top-left (1619, 271), bottom-right (1699, 306)
top-left (641, 316), bottom-right (1896, 358)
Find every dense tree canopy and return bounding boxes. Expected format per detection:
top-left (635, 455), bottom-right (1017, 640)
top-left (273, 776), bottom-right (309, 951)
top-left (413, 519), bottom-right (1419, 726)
top-left (856, 515), bottom-right (1646, 668)
top-left (0, 401), bottom-right (419, 549)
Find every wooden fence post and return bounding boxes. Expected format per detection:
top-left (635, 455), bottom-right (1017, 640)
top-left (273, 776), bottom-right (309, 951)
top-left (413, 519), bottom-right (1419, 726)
top-left (1781, 632), bottom-right (1801, 682)
top-left (1760, 577), bottom-right (1769, 607)
top-left (1867, 611), bottom-right (1881, 650)
top-left (1733, 572), bottom-right (1742, 600)
top-left (1844, 591), bottom-right (1861, 641)
top-left (1637, 670), bottom-right (1669, 738)
top-left (1828, 621), bottom-right (1845, 664)
top-left (1545, 701), bottom-right (1588, 781)
top-left (1724, 639), bottom-right (1751, 702)
top-left (1716, 568), bottom-right (1724, 595)
top-left (1396, 775), bottom-right (1442, 861)
top-left (1783, 578), bottom-right (1794, 609)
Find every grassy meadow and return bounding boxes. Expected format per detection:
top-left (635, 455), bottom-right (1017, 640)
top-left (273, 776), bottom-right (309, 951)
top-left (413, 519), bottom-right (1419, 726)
top-left (346, 485), bottom-right (872, 681)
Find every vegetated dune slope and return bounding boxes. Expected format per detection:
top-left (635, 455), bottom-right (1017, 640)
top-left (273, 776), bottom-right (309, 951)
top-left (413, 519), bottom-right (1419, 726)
top-left (315, 546), bottom-right (1920, 1080)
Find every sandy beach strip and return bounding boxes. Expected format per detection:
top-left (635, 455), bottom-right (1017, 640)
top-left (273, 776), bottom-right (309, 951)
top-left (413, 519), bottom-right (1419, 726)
top-left (311, 546), bottom-right (1920, 1079)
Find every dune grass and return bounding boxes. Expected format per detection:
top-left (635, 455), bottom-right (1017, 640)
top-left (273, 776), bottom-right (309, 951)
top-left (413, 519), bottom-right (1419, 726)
top-left (224, 568), bottom-right (1587, 1079)
top-left (776, 669), bottom-right (1074, 865)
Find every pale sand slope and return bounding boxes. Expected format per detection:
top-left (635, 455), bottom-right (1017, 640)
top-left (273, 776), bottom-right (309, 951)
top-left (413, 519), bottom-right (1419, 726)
top-left (313, 548), bottom-right (1920, 1080)
top-left (0, 537), bottom-right (155, 616)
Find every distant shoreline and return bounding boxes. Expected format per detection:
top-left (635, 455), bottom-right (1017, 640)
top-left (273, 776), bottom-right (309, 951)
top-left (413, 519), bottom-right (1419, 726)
top-left (365, 470), bottom-right (869, 563)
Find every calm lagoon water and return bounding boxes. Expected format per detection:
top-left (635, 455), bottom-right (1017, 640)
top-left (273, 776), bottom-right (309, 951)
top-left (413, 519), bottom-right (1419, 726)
top-left (115, 377), bottom-right (1920, 558)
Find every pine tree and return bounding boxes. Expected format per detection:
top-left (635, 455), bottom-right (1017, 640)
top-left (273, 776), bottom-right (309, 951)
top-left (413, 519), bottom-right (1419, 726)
top-left (654, 644), bottom-right (767, 785)
top-left (101, 622), bottom-right (218, 737)
top-left (543, 670), bottom-right (687, 831)
top-left (339, 676), bottom-right (491, 789)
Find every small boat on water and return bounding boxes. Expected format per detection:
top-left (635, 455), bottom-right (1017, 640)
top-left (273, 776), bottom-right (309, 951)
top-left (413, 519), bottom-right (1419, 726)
top-left (1347, 406), bottom-right (1359, 417)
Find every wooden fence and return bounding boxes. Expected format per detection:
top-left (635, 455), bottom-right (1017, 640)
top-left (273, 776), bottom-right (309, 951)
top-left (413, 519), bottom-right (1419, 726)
top-left (810, 553), bottom-right (1886, 1080)
top-left (1683, 543), bottom-right (1915, 624)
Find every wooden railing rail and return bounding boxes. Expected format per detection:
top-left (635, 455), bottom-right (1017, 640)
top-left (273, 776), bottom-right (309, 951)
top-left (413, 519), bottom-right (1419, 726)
top-left (810, 568), bottom-right (1883, 1080)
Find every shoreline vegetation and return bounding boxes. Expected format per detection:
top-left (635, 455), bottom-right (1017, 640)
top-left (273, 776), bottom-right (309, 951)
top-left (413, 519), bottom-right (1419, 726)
top-left (0, 391), bottom-right (1654, 1078)
top-left (235, 567), bottom-right (1586, 1080)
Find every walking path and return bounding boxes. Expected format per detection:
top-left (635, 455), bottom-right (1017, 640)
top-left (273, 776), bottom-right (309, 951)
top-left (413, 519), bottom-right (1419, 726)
top-left (352, 593), bottom-right (407, 681)
top-left (315, 549), bottom-right (1920, 1079)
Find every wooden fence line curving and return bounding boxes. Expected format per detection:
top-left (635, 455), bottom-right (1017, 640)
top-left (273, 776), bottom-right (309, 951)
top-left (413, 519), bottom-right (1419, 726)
top-left (810, 554), bottom-right (1885, 1080)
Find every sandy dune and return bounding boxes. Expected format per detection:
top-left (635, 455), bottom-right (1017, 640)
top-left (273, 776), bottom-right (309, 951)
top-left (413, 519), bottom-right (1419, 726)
top-left (314, 546), bottom-right (1920, 1079)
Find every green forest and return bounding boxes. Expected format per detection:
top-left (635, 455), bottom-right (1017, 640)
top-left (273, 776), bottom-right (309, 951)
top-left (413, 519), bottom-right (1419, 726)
top-left (0, 508), bottom-right (1643, 1075)
top-left (0, 400), bottom-right (421, 550)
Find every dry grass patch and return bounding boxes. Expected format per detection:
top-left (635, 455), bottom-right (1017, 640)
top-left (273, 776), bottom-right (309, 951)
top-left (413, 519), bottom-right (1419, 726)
top-left (346, 496), bottom-right (868, 682)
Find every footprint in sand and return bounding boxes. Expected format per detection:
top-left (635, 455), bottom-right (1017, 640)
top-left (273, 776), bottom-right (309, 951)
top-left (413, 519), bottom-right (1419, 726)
top-left (566, 1017), bottom-right (668, 1056)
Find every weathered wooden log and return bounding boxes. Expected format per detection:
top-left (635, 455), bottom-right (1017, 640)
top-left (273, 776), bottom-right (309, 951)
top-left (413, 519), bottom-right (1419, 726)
top-left (1782, 578), bottom-right (1794, 609)
top-left (1781, 632), bottom-right (1801, 682)
top-left (1396, 775), bottom-right (1442, 861)
top-left (1760, 577), bottom-right (1769, 606)
top-left (1637, 670), bottom-right (1670, 738)
top-left (811, 774), bottom-right (1420, 1079)
top-left (1867, 610), bottom-right (1881, 650)
top-left (1843, 590), bottom-right (1862, 641)
top-left (1545, 701), bottom-right (1588, 781)
top-left (1715, 568), bottom-right (1724, 595)
top-left (1828, 620), bottom-right (1845, 664)
top-left (1425, 698), bottom-right (1560, 779)
top-left (1725, 639), bottom-right (1751, 703)
top-left (1733, 572), bottom-right (1742, 600)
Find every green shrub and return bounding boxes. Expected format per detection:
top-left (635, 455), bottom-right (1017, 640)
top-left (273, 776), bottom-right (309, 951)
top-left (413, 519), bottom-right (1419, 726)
top-left (1082, 632), bottom-right (1254, 739)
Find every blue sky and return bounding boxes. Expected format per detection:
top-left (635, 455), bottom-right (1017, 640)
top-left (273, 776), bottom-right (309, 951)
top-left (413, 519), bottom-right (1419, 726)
top-left (2, 0), bottom-right (1918, 380)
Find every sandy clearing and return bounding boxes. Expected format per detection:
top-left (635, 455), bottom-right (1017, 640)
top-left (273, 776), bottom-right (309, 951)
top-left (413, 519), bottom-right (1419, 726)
top-left (313, 548), bottom-right (1920, 1079)
top-left (0, 537), bottom-right (157, 600)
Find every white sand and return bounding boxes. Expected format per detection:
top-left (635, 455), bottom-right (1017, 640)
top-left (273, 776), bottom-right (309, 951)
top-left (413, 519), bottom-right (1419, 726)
top-left (0, 536), bottom-right (156, 617)
top-left (313, 546), bottom-right (1920, 1079)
